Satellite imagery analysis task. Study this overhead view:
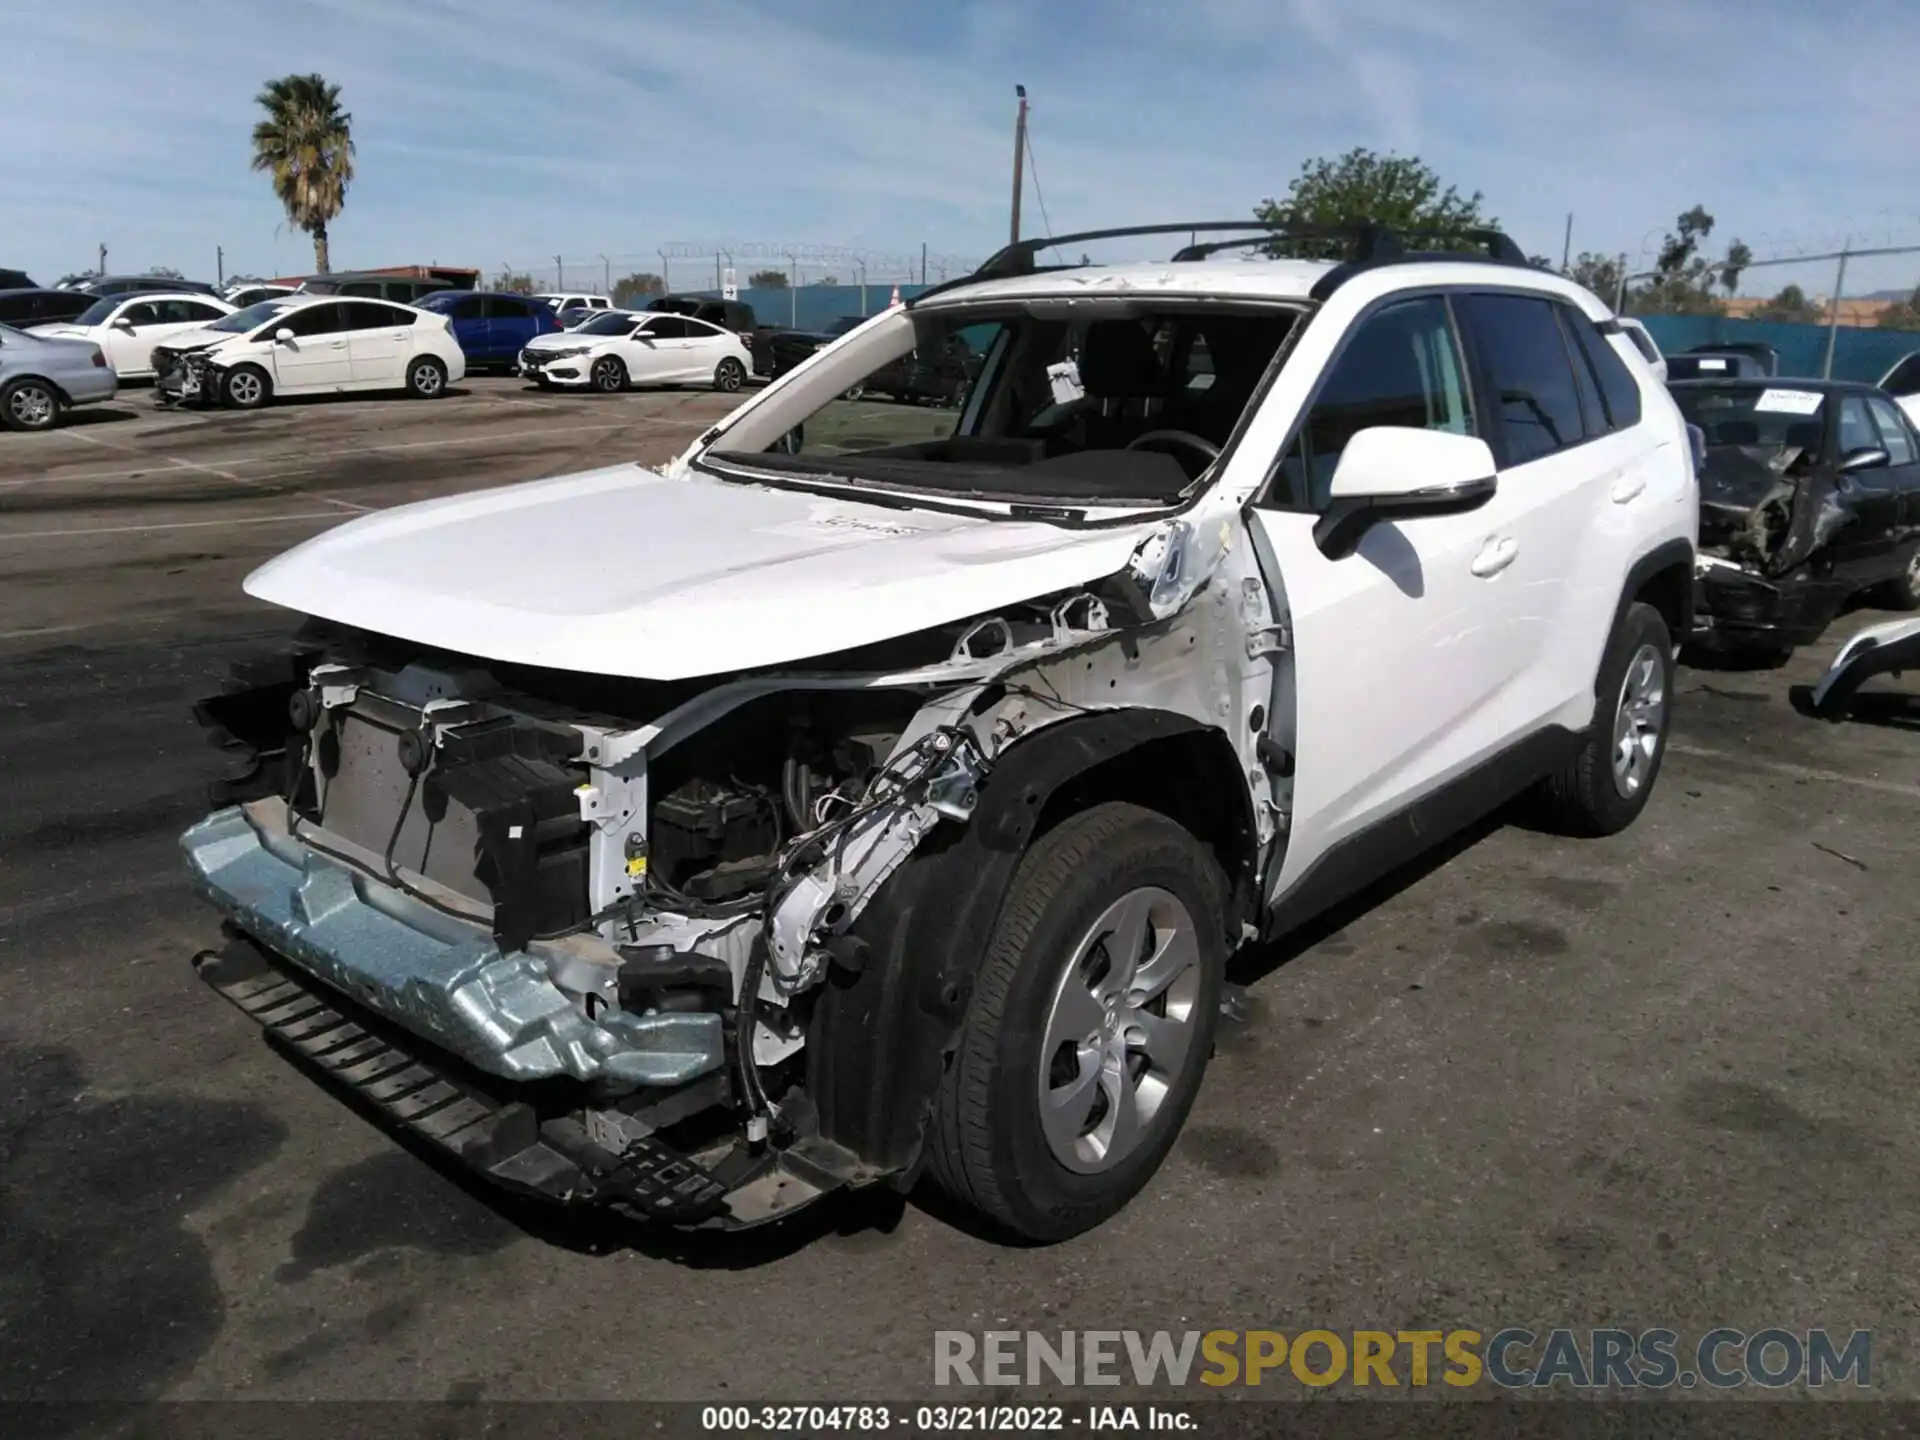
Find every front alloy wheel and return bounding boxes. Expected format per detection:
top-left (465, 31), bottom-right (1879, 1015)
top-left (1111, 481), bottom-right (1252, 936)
top-left (927, 801), bottom-right (1225, 1242)
top-left (591, 356), bottom-right (626, 393)
top-left (1039, 886), bottom-right (1203, 1174)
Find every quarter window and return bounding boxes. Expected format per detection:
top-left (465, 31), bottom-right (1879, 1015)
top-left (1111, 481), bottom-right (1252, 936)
top-left (1455, 293), bottom-right (1588, 466)
top-left (1866, 395), bottom-right (1917, 465)
top-left (1269, 295), bottom-right (1473, 510)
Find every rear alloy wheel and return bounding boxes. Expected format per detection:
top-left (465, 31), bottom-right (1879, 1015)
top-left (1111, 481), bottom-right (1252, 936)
top-left (591, 355), bottom-right (627, 393)
top-left (406, 356), bottom-right (448, 399)
top-left (713, 357), bottom-right (746, 393)
top-left (0, 378), bottom-right (63, 432)
top-left (1533, 600), bottom-right (1673, 835)
top-left (221, 365), bottom-right (270, 410)
top-left (927, 802), bottom-right (1226, 1242)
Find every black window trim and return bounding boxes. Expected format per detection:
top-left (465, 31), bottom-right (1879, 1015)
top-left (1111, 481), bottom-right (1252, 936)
top-left (1251, 285), bottom-right (1481, 513)
top-left (1863, 392), bottom-right (1919, 463)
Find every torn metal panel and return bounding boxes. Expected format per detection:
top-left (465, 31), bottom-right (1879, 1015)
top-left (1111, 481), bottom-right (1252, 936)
top-left (1809, 617), bottom-right (1920, 719)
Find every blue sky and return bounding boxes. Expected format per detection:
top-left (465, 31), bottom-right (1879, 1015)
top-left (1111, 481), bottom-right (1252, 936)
top-left (6, 0), bottom-right (1919, 297)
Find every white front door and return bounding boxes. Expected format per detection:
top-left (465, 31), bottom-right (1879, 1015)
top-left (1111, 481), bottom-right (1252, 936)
top-left (1245, 293), bottom-right (1542, 900)
top-left (269, 302), bottom-right (354, 391)
top-left (620, 316), bottom-right (684, 384)
top-left (104, 299), bottom-right (164, 375)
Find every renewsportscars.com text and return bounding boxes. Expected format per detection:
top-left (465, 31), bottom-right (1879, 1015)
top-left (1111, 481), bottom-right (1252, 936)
top-left (933, 1328), bottom-right (1871, 1391)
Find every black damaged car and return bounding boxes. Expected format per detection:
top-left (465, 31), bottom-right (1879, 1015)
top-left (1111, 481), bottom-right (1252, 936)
top-left (1676, 378), bottom-right (1920, 657)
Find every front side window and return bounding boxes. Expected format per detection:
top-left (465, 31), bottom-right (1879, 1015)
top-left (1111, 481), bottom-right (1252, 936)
top-left (482, 296), bottom-right (527, 320)
top-left (1838, 396), bottom-right (1879, 458)
top-left (119, 301), bottom-right (162, 327)
top-left (1270, 295), bottom-right (1474, 509)
top-left (282, 304), bottom-right (345, 338)
top-left (1866, 395), bottom-right (1918, 465)
top-left (1455, 293), bottom-right (1587, 466)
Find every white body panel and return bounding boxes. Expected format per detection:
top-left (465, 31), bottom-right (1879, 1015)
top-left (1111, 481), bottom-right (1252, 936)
top-left (30, 293), bottom-right (236, 378)
top-left (245, 465), bottom-right (1156, 679)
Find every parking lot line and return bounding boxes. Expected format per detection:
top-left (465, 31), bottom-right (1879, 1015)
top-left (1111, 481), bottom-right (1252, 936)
top-left (1667, 741), bottom-right (1920, 800)
top-left (0, 511), bottom-right (345, 542)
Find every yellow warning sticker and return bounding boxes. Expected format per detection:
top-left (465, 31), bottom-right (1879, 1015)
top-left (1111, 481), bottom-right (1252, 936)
top-left (626, 856), bottom-right (648, 878)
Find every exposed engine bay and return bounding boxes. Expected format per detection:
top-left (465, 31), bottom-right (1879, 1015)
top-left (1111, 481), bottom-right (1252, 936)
top-left (186, 531), bottom-right (1286, 1226)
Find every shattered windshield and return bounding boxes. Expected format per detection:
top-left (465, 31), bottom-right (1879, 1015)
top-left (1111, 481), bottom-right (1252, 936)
top-left (1674, 385), bottom-right (1827, 452)
top-left (704, 299), bottom-right (1300, 507)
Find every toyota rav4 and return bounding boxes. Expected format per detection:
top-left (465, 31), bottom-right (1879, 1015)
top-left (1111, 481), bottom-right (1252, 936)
top-left (184, 222), bottom-right (1696, 1242)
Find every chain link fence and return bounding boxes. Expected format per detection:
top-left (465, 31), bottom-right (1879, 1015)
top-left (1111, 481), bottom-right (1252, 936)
top-left (494, 242), bottom-right (983, 304)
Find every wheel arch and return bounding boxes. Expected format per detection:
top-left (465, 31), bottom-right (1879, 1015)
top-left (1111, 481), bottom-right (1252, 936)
top-left (1618, 537), bottom-right (1695, 673)
top-left (3, 372), bottom-right (71, 405)
top-left (805, 708), bottom-right (1256, 1180)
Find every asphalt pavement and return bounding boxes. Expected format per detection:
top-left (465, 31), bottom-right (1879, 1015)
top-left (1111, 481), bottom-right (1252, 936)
top-left (1, 378), bottom-right (1916, 1403)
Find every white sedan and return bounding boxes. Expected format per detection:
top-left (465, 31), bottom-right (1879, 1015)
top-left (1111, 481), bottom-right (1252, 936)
top-left (518, 310), bottom-right (751, 393)
top-left (29, 291), bottom-right (236, 379)
top-left (149, 295), bottom-right (467, 408)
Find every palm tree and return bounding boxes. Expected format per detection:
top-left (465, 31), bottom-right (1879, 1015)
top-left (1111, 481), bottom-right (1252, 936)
top-left (250, 74), bottom-right (355, 274)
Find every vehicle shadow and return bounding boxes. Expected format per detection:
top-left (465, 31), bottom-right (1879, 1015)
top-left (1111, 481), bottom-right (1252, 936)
top-left (1788, 683), bottom-right (1920, 731)
top-left (61, 406), bottom-right (144, 427)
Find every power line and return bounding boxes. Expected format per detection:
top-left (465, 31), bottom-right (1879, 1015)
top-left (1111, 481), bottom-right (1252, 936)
top-left (1022, 121), bottom-right (1063, 263)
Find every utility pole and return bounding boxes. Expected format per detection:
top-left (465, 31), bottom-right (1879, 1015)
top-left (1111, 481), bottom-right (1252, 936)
top-left (1614, 252), bottom-right (1629, 313)
top-left (554, 254), bottom-right (563, 289)
top-left (1823, 245), bottom-right (1851, 380)
top-left (1561, 213), bottom-right (1573, 271)
top-left (921, 242), bottom-right (927, 286)
top-left (97, 242), bottom-right (107, 275)
top-left (1009, 84), bottom-right (1028, 244)
top-left (787, 253), bottom-right (798, 327)
top-left (658, 249), bottom-right (672, 296)
top-left (599, 254), bottom-right (610, 294)
top-left (216, 245), bottom-right (225, 289)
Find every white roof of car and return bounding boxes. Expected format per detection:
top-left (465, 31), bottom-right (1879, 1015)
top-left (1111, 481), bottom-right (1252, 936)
top-left (914, 257), bottom-right (1607, 312)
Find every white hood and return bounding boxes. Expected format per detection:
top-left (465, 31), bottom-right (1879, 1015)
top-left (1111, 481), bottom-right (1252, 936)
top-left (244, 464), bottom-right (1158, 680)
top-left (154, 326), bottom-right (238, 352)
top-left (26, 324), bottom-right (89, 340)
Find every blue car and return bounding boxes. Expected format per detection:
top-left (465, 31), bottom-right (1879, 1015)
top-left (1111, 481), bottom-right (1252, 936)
top-left (414, 291), bottom-right (558, 369)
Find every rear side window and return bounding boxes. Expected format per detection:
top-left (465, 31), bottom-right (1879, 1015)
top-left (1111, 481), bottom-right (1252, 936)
top-left (1269, 295), bottom-right (1474, 510)
top-left (1564, 310), bottom-right (1643, 430)
top-left (645, 316), bottom-right (690, 339)
top-left (1455, 293), bottom-right (1588, 466)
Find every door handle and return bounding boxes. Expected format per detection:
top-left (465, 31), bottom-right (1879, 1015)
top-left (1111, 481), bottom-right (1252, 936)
top-left (1610, 472), bottom-right (1647, 504)
top-left (1470, 535), bottom-right (1519, 578)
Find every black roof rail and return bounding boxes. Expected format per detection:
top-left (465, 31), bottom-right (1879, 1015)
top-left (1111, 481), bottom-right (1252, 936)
top-left (906, 220), bottom-right (1534, 306)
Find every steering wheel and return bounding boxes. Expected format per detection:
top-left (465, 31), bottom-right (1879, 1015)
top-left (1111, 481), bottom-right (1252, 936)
top-left (1125, 429), bottom-right (1221, 464)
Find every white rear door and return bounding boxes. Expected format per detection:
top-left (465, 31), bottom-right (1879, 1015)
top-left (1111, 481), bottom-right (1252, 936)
top-left (341, 301), bottom-right (414, 386)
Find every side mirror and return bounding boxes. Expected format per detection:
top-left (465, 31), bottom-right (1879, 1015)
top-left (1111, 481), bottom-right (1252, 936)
top-left (111, 316), bottom-right (136, 331)
top-left (273, 327), bottom-right (295, 344)
top-left (1840, 446), bottom-right (1890, 474)
top-left (1313, 427), bottom-right (1499, 560)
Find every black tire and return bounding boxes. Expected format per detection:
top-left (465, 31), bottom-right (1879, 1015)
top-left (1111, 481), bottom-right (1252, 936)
top-left (1872, 546), bottom-right (1920, 612)
top-left (713, 357), bottom-right (746, 393)
top-left (926, 802), bottom-right (1226, 1242)
top-left (0, 377), bottom-right (64, 432)
top-left (590, 355), bottom-right (627, 393)
top-left (406, 356), bottom-right (448, 399)
top-left (1533, 600), bottom-right (1674, 836)
top-left (221, 365), bottom-right (270, 410)
top-left (534, 375), bottom-right (557, 390)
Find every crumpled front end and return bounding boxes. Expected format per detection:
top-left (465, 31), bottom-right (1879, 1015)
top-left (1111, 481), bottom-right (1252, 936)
top-left (1693, 445), bottom-right (1858, 649)
top-left (183, 502), bottom-right (1283, 1226)
top-left (153, 345), bottom-right (215, 406)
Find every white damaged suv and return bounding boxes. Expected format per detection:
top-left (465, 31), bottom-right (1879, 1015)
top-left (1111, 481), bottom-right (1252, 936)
top-left (184, 222), bottom-right (1695, 1241)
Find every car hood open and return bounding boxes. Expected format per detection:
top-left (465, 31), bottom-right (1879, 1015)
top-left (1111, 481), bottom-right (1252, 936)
top-left (244, 464), bottom-right (1160, 680)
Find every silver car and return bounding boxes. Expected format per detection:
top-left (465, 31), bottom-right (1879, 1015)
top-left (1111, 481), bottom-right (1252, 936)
top-left (0, 322), bottom-right (118, 431)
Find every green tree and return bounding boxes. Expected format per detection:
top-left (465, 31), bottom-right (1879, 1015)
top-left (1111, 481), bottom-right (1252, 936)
top-left (251, 73), bottom-right (355, 274)
top-left (1877, 287), bottom-right (1920, 331)
top-left (1255, 147), bottom-right (1495, 258)
top-left (1629, 206), bottom-right (1749, 317)
top-left (1565, 252), bottom-right (1626, 303)
top-left (1751, 283), bottom-right (1824, 324)
top-left (748, 269), bottom-right (789, 288)
top-left (611, 272), bottom-right (664, 306)
top-left (491, 270), bottom-right (536, 294)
